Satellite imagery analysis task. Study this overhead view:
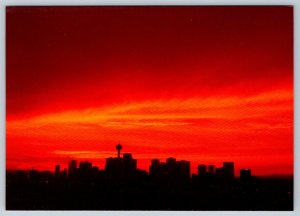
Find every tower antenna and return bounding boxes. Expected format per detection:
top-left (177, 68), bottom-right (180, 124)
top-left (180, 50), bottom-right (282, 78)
top-left (116, 142), bottom-right (122, 158)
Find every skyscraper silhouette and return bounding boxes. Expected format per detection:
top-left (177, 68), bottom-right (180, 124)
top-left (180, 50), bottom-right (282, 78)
top-left (223, 162), bottom-right (234, 179)
top-left (240, 169), bottom-right (252, 181)
top-left (68, 160), bottom-right (77, 177)
top-left (208, 165), bottom-right (215, 174)
top-left (6, 145), bottom-right (293, 210)
top-left (198, 164), bottom-right (206, 176)
top-left (55, 164), bottom-right (60, 177)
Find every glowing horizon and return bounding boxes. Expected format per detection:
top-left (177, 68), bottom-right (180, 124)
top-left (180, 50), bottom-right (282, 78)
top-left (6, 6), bottom-right (293, 176)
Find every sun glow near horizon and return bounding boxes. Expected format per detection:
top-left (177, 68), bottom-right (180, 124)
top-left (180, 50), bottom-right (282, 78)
top-left (6, 86), bottom-right (293, 176)
top-left (6, 6), bottom-right (293, 176)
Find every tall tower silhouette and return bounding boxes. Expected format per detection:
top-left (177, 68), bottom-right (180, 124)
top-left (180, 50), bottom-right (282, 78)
top-left (116, 143), bottom-right (122, 158)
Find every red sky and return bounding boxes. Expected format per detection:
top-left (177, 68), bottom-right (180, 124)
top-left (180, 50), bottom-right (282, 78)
top-left (6, 6), bottom-right (293, 176)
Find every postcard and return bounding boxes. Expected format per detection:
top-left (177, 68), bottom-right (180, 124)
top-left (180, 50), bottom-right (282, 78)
top-left (6, 6), bottom-right (293, 210)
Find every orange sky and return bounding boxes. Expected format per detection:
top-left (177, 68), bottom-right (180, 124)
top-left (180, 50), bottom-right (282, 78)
top-left (6, 6), bottom-right (293, 176)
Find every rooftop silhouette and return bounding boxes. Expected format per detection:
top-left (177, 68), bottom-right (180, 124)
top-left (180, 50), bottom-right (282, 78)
top-left (6, 144), bottom-right (293, 210)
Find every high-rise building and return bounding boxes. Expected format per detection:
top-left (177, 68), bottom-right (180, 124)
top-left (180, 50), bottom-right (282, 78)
top-left (178, 160), bottom-right (190, 178)
top-left (240, 169), bottom-right (252, 181)
top-left (79, 161), bottom-right (93, 172)
top-left (123, 153), bottom-right (137, 173)
top-left (55, 164), bottom-right (60, 177)
top-left (208, 165), bottom-right (215, 174)
top-left (106, 143), bottom-right (125, 177)
top-left (68, 160), bottom-right (77, 177)
top-left (166, 157), bottom-right (176, 166)
top-left (61, 168), bottom-right (68, 178)
top-left (105, 157), bottom-right (123, 176)
top-left (223, 162), bottom-right (234, 179)
top-left (151, 159), bottom-right (160, 167)
top-left (149, 159), bottom-right (160, 177)
top-left (105, 148), bottom-right (138, 178)
top-left (166, 157), bottom-right (177, 175)
top-left (150, 158), bottom-right (191, 179)
top-left (198, 164), bottom-right (206, 176)
top-left (215, 167), bottom-right (224, 177)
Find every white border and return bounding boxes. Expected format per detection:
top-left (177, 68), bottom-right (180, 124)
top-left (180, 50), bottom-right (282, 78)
top-left (0, 1), bottom-right (298, 216)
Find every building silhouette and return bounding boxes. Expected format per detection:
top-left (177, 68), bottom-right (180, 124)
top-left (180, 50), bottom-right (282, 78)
top-left (149, 157), bottom-right (190, 180)
top-left (208, 164), bottom-right (215, 174)
top-left (104, 143), bottom-right (143, 179)
top-left (68, 160), bottom-right (77, 177)
top-left (54, 164), bottom-right (60, 177)
top-left (79, 161), bottom-right (92, 172)
top-left (240, 168), bottom-right (252, 181)
top-left (123, 153), bottom-right (137, 174)
top-left (223, 162), bottom-right (234, 179)
top-left (6, 144), bottom-right (293, 210)
top-left (198, 164), bottom-right (206, 176)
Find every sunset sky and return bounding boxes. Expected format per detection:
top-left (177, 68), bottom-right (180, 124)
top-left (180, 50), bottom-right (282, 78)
top-left (6, 6), bottom-right (293, 176)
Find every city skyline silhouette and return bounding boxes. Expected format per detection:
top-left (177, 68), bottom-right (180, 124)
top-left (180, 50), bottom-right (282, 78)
top-left (42, 143), bottom-right (245, 178)
top-left (6, 142), bottom-right (261, 177)
top-left (6, 143), bottom-right (293, 210)
top-left (6, 6), bottom-right (293, 211)
top-left (6, 6), bottom-right (293, 177)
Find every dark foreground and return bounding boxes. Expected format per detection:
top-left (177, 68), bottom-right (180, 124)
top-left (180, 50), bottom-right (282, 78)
top-left (6, 170), bottom-right (293, 210)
